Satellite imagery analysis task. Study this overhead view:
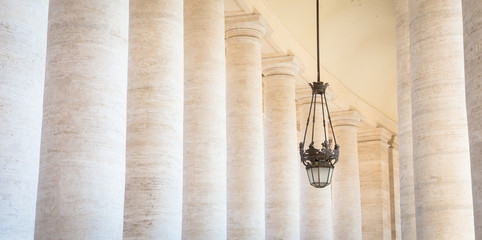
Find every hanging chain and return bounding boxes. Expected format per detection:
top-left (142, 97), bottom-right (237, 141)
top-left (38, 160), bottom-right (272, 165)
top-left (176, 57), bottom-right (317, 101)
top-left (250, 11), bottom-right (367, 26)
top-left (311, 93), bottom-right (317, 145)
top-left (321, 91), bottom-right (328, 145)
top-left (302, 91), bottom-right (315, 148)
top-left (324, 93), bottom-right (337, 145)
top-left (316, 0), bottom-right (321, 83)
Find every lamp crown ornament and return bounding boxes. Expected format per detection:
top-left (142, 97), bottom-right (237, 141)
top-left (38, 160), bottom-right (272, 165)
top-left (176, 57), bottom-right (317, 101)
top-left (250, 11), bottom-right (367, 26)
top-left (299, 0), bottom-right (340, 188)
top-left (310, 81), bottom-right (328, 94)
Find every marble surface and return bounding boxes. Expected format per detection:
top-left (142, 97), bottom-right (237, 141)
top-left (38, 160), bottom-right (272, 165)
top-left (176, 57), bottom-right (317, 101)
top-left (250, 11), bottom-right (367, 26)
top-left (35, 0), bottom-right (129, 238)
top-left (123, 0), bottom-right (184, 239)
top-left (0, 0), bottom-right (48, 238)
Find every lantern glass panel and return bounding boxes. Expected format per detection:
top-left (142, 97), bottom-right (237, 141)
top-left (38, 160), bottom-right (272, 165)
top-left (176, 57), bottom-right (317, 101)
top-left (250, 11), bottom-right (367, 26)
top-left (307, 167), bottom-right (313, 184)
top-left (306, 165), bottom-right (334, 188)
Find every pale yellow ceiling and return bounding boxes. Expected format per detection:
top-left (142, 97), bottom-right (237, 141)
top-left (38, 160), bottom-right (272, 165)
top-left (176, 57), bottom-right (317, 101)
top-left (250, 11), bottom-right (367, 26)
top-left (264, 0), bottom-right (398, 122)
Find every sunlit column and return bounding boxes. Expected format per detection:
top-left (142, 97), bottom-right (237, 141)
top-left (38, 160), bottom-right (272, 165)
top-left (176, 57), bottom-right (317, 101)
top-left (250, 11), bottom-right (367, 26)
top-left (358, 127), bottom-right (393, 240)
top-left (331, 111), bottom-right (362, 240)
top-left (183, 0), bottom-right (227, 239)
top-left (394, 0), bottom-right (417, 238)
top-left (263, 56), bottom-right (301, 240)
top-left (0, 0), bottom-right (48, 238)
top-left (123, 0), bottom-right (183, 239)
top-left (35, 0), bottom-right (129, 239)
top-left (409, 0), bottom-right (474, 238)
top-left (225, 13), bottom-right (266, 240)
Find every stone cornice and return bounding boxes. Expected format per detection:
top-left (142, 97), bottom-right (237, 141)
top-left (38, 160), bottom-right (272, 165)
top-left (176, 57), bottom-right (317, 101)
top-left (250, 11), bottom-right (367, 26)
top-left (262, 55), bottom-right (303, 77)
top-left (358, 127), bottom-right (394, 144)
top-left (225, 13), bottom-right (266, 40)
top-left (331, 111), bottom-right (360, 127)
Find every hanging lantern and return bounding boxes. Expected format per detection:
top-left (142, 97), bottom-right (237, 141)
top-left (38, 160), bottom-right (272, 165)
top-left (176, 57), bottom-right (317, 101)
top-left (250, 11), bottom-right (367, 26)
top-left (299, 82), bottom-right (339, 188)
top-left (299, 0), bottom-right (339, 188)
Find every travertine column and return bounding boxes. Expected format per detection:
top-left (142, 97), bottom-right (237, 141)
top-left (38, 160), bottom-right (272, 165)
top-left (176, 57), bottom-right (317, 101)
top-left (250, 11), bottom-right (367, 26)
top-left (35, 0), bottom-right (128, 239)
top-left (0, 1), bottom-right (48, 238)
top-left (410, 0), bottom-right (475, 239)
top-left (297, 92), bottom-right (333, 240)
top-left (389, 138), bottom-right (401, 240)
top-left (358, 128), bottom-right (393, 240)
top-left (331, 111), bottom-right (362, 240)
top-left (395, 0), bottom-right (416, 239)
top-left (225, 13), bottom-right (266, 240)
top-left (263, 56), bottom-right (301, 240)
top-left (123, 1), bottom-right (183, 239)
top-left (462, 1), bottom-right (482, 238)
top-left (183, 0), bottom-right (226, 239)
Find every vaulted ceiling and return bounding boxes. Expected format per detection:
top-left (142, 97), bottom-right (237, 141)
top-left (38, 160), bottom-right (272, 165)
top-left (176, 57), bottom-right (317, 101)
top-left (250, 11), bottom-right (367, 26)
top-left (224, 0), bottom-right (398, 133)
top-left (264, 0), bottom-right (398, 122)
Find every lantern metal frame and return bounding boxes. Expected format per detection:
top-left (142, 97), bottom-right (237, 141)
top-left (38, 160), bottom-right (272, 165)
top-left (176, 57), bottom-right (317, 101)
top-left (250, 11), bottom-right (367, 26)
top-left (299, 0), bottom-right (340, 188)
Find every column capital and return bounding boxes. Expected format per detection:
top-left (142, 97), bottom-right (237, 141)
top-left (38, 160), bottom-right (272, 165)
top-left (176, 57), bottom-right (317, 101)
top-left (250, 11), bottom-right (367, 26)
top-left (358, 127), bottom-right (394, 144)
top-left (331, 111), bottom-right (360, 127)
top-left (262, 55), bottom-right (303, 77)
top-left (225, 13), bottom-right (266, 40)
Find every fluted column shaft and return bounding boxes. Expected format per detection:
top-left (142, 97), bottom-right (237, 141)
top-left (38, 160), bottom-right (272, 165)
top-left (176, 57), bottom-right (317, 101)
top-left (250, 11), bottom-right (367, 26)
top-left (409, 0), bottom-right (474, 239)
top-left (183, 0), bottom-right (227, 239)
top-left (358, 128), bottom-right (393, 240)
top-left (263, 56), bottom-right (300, 240)
top-left (123, 1), bottom-right (183, 239)
top-left (331, 111), bottom-right (362, 240)
top-left (225, 14), bottom-right (266, 240)
top-left (395, 0), bottom-right (417, 239)
top-left (462, 1), bottom-right (482, 238)
top-left (298, 95), bottom-right (333, 240)
top-left (35, 0), bottom-right (129, 239)
top-left (0, 1), bottom-right (48, 238)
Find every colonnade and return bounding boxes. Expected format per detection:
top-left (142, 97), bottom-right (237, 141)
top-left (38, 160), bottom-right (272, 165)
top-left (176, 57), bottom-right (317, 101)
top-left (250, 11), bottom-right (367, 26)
top-left (124, 0), bottom-right (183, 238)
top-left (331, 111), bottom-right (363, 240)
top-left (225, 13), bottom-right (266, 239)
top-left (0, 1), bottom-right (49, 239)
top-left (394, 0), bottom-right (417, 239)
top-left (0, 0), bottom-right (482, 239)
top-left (263, 56), bottom-right (301, 240)
top-left (35, 0), bottom-right (129, 238)
top-left (395, 0), bottom-right (481, 239)
top-left (183, 0), bottom-right (227, 239)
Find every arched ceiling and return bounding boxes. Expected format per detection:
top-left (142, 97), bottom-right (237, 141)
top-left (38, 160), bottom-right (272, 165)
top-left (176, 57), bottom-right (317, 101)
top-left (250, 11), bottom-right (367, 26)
top-left (263, 0), bottom-right (398, 121)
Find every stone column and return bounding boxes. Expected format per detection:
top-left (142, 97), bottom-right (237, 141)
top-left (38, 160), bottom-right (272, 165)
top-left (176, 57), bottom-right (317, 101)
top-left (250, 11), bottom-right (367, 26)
top-left (0, 1), bottom-right (48, 238)
top-left (358, 128), bottom-right (393, 240)
top-left (263, 56), bottom-right (301, 240)
top-left (35, 0), bottom-right (128, 239)
top-left (394, 0), bottom-right (417, 239)
top-left (462, 1), bottom-right (482, 238)
top-left (331, 111), bottom-right (362, 240)
top-left (183, 0), bottom-right (227, 239)
top-left (225, 13), bottom-right (266, 240)
top-left (409, 0), bottom-right (475, 239)
top-left (123, 1), bottom-right (183, 239)
top-left (389, 138), bottom-right (401, 240)
top-left (297, 92), bottom-right (333, 240)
